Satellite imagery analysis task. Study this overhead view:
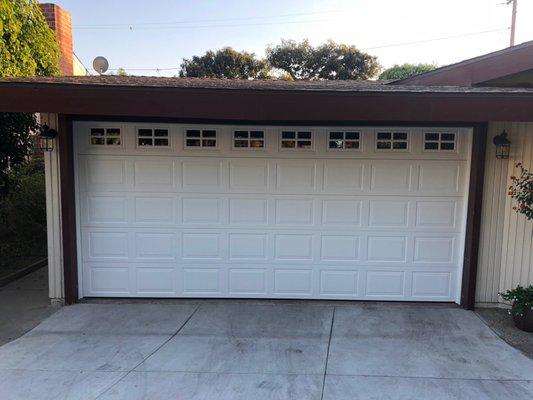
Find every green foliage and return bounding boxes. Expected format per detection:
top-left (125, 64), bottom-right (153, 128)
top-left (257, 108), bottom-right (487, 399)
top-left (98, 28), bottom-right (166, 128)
top-left (379, 63), bottom-right (437, 81)
top-left (500, 285), bottom-right (533, 317)
top-left (115, 67), bottom-right (128, 76)
top-left (179, 47), bottom-right (270, 79)
top-left (0, 159), bottom-right (47, 264)
top-left (266, 39), bottom-right (379, 80)
top-left (0, 0), bottom-right (60, 77)
top-left (509, 163), bottom-right (533, 220)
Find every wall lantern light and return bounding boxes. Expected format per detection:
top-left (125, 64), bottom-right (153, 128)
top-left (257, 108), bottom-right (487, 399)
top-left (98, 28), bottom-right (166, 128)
top-left (493, 130), bottom-right (511, 159)
top-left (38, 124), bottom-right (58, 152)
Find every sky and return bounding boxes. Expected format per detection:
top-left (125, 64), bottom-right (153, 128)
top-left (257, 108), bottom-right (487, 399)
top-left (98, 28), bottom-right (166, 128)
top-left (51, 0), bottom-right (533, 77)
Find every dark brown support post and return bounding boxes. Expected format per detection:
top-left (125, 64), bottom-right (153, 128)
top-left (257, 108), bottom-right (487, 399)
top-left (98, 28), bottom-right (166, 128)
top-left (461, 123), bottom-right (488, 310)
top-left (57, 114), bottom-right (79, 304)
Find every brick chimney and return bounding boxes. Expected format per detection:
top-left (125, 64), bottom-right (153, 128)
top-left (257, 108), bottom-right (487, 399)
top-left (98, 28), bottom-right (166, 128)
top-left (40, 3), bottom-right (73, 76)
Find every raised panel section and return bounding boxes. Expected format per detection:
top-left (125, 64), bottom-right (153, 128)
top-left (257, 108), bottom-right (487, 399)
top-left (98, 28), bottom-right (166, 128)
top-left (370, 162), bottom-right (412, 193)
top-left (134, 197), bottom-right (174, 224)
top-left (322, 200), bottom-right (362, 226)
top-left (369, 201), bottom-right (409, 227)
top-left (87, 196), bottom-right (127, 224)
top-left (275, 162), bottom-right (316, 192)
top-left (182, 233), bottom-right (221, 259)
top-left (229, 199), bottom-right (267, 224)
top-left (320, 270), bottom-right (358, 295)
top-left (274, 234), bottom-right (313, 260)
top-left (366, 271), bottom-right (405, 296)
top-left (274, 269), bottom-right (312, 295)
top-left (416, 201), bottom-right (456, 228)
top-left (87, 232), bottom-right (128, 259)
top-left (321, 235), bottom-right (359, 261)
top-left (182, 198), bottom-right (221, 224)
top-left (229, 160), bottom-right (268, 191)
top-left (229, 269), bottom-right (266, 294)
top-left (412, 272), bottom-right (451, 297)
top-left (418, 163), bottom-right (460, 194)
top-left (89, 267), bottom-right (130, 294)
top-left (275, 199), bottom-right (314, 225)
top-left (367, 236), bottom-right (407, 262)
top-left (183, 268), bottom-right (220, 293)
top-left (85, 159), bottom-right (126, 188)
top-left (134, 233), bottom-right (176, 260)
top-left (136, 267), bottom-right (175, 294)
top-left (323, 161), bottom-right (364, 193)
top-left (133, 160), bottom-right (174, 189)
top-left (229, 234), bottom-right (267, 260)
top-left (182, 161), bottom-right (222, 190)
top-left (414, 237), bottom-right (454, 263)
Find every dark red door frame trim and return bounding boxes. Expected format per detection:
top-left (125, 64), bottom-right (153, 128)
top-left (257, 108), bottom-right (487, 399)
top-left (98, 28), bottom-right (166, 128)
top-left (59, 116), bottom-right (486, 307)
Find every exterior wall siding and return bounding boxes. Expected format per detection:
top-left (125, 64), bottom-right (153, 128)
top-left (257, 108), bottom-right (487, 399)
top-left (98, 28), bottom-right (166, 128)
top-left (476, 122), bottom-right (533, 305)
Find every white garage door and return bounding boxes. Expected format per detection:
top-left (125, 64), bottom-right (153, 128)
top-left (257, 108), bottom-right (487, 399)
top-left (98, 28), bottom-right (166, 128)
top-left (74, 122), bottom-right (471, 302)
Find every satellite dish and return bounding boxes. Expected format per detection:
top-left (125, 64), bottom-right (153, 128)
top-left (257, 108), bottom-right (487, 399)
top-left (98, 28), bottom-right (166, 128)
top-left (92, 56), bottom-right (109, 74)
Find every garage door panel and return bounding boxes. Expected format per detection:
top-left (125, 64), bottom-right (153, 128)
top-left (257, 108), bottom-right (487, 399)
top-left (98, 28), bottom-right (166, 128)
top-left (365, 271), bottom-right (406, 298)
top-left (84, 231), bottom-right (130, 260)
top-left (323, 161), bottom-right (365, 193)
top-left (229, 268), bottom-right (267, 295)
top-left (133, 159), bottom-right (176, 191)
top-left (135, 267), bottom-right (176, 295)
top-left (229, 198), bottom-right (268, 225)
top-left (322, 199), bottom-right (362, 226)
top-left (82, 156), bottom-right (129, 191)
top-left (182, 160), bottom-right (223, 191)
top-left (418, 162), bottom-right (463, 195)
top-left (275, 198), bottom-right (315, 226)
top-left (415, 200), bottom-right (458, 229)
top-left (275, 161), bottom-right (317, 193)
top-left (182, 233), bottom-right (223, 260)
top-left (320, 235), bottom-right (360, 261)
top-left (84, 195), bottom-right (129, 225)
top-left (367, 236), bottom-right (408, 263)
top-left (183, 267), bottom-right (223, 295)
top-left (368, 200), bottom-right (410, 228)
top-left (413, 236), bottom-right (455, 265)
top-left (274, 234), bottom-right (314, 261)
top-left (320, 270), bottom-right (359, 297)
top-left (370, 162), bottom-right (413, 193)
top-left (134, 233), bottom-right (177, 260)
top-left (134, 196), bottom-right (176, 225)
top-left (182, 197), bottom-right (222, 224)
top-left (411, 272), bottom-right (452, 298)
top-left (229, 160), bottom-right (269, 192)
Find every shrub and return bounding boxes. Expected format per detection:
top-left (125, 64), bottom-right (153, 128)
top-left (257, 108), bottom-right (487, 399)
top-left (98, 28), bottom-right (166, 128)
top-left (508, 163), bottom-right (533, 220)
top-left (500, 285), bottom-right (533, 317)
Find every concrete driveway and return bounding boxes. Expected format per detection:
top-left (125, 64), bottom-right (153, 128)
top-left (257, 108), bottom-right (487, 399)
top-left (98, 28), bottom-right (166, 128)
top-left (0, 301), bottom-right (532, 400)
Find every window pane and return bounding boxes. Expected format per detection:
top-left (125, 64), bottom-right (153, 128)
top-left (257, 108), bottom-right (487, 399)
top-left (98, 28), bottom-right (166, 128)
top-left (234, 130), bottom-right (248, 139)
top-left (441, 142), bottom-right (455, 150)
top-left (282, 131), bottom-right (295, 139)
top-left (393, 141), bottom-right (407, 149)
top-left (298, 131), bottom-right (311, 139)
top-left (186, 130), bottom-right (200, 137)
top-left (377, 132), bottom-right (391, 140)
top-left (393, 132), bottom-right (407, 140)
top-left (377, 141), bottom-right (391, 149)
top-left (329, 140), bottom-right (343, 149)
top-left (345, 131), bottom-right (359, 140)
top-left (441, 133), bottom-right (455, 141)
top-left (203, 139), bottom-right (217, 147)
top-left (330, 131), bottom-right (343, 140)
top-left (281, 140), bottom-right (295, 148)
top-left (297, 140), bottom-right (312, 149)
top-left (425, 133), bottom-right (439, 141)
top-left (250, 140), bottom-right (264, 148)
top-left (107, 128), bottom-right (120, 136)
top-left (234, 140), bottom-right (248, 148)
top-left (138, 129), bottom-right (152, 137)
top-left (154, 139), bottom-right (169, 146)
top-left (107, 138), bottom-right (121, 145)
top-left (186, 139), bottom-right (200, 147)
top-left (250, 131), bottom-right (264, 138)
top-left (91, 128), bottom-right (105, 136)
top-left (91, 137), bottom-right (105, 145)
top-left (138, 138), bottom-right (152, 146)
top-left (345, 141), bottom-right (359, 149)
top-left (424, 142), bottom-right (439, 150)
top-left (203, 130), bottom-right (216, 138)
top-left (154, 129), bottom-right (168, 137)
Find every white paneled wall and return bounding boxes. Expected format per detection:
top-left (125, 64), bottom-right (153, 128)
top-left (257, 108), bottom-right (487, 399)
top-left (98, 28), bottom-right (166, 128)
top-left (476, 122), bottom-right (533, 305)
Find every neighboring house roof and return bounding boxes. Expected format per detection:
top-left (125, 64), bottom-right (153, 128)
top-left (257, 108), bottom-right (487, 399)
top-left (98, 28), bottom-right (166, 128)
top-left (391, 40), bottom-right (533, 87)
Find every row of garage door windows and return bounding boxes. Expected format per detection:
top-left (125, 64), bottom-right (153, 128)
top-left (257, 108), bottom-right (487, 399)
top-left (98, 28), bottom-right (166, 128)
top-left (90, 128), bottom-right (457, 152)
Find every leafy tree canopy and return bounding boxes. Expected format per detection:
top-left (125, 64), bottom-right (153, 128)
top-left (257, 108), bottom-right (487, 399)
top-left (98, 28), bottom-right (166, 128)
top-left (179, 47), bottom-right (270, 79)
top-left (0, 0), bottom-right (60, 192)
top-left (266, 39), bottom-right (379, 80)
top-left (379, 63), bottom-right (437, 81)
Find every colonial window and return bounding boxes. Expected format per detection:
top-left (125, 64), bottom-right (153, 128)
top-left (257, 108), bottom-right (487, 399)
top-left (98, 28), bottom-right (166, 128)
top-left (137, 128), bottom-right (169, 147)
top-left (376, 131), bottom-right (408, 150)
top-left (90, 128), bottom-right (121, 146)
top-left (185, 129), bottom-right (217, 148)
top-left (280, 131), bottom-right (313, 150)
top-left (328, 131), bottom-right (360, 150)
top-left (233, 130), bottom-right (265, 149)
top-left (424, 132), bottom-right (456, 151)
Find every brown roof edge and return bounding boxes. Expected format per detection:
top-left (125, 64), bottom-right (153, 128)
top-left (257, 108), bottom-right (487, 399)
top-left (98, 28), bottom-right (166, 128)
top-left (391, 40), bottom-right (533, 87)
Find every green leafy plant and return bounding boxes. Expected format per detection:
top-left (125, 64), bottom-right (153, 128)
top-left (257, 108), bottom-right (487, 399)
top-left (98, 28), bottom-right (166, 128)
top-left (508, 163), bottom-right (533, 220)
top-left (499, 285), bottom-right (533, 317)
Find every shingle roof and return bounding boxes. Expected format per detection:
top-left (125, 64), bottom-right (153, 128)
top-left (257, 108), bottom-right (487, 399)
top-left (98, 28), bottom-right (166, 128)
top-left (2, 75), bottom-right (533, 94)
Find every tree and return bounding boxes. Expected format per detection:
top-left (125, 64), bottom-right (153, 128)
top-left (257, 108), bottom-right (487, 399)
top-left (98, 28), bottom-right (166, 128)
top-left (179, 47), bottom-right (270, 79)
top-left (115, 67), bottom-right (128, 76)
top-left (266, 39), bottom-right (379, 80)
top-left (0, 0), bottom-right (60, 192)
top-left (379, 63), bottom-right (437, 81)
